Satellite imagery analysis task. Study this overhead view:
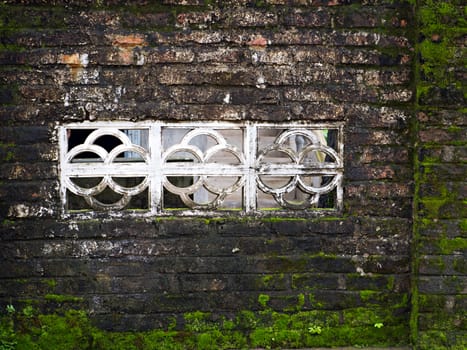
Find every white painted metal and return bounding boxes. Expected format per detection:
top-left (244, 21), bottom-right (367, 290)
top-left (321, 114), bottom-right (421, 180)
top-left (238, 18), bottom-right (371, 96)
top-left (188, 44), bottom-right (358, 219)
top-left (59, 121), bottom-right (343, 215)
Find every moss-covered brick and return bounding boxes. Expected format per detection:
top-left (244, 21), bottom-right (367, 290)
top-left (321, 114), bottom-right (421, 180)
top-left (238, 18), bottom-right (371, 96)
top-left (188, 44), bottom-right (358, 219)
top-left (0, 5), bottom-right (67, 29)
top-left (0, 85), bottom-right (19, 105)
top-left (0, 0), bottom-right (464, 348)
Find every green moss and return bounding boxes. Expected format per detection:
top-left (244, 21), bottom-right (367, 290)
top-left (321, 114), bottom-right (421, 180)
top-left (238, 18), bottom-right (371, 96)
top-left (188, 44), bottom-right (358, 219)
top-left (1, 298), bottom-right (411, 349)
top-left (420, 198), bottom-right (448, 218)
top-left (417, 0), bottom-right (466, 89)
top-left (447, 125), bottom-right (462, 133)
top-left (386, 275), bottom-right (395, 291)
top-left (0, 4), bottom-right (68, 29)
top-left (426, 256), bottom-right (446, 271)
top-left (360, 290), bottom-right (378, 302)
top-left (260, 217), bottom-right (306, 223)
top-left (184, 311), bottom-right (212, 333)
top-left (438, 237), bottom-right (467, 254)
top-left (44, 294), bottom-right (84, 303)
top-left (257, 294), bottom-right (270, 308)
top-left (296, 293), bottom-right (305, 311)
top-left (257, 273), bottom-right (286, 289)
top-left (1, 219), bottom-right (15, 226)
top-left (452, 257), bottom-right (466, 274)
top-left (460, 219), bottom-right (467, 233)
top-left (418, 330), bottom-right (449, 350)
top-left (44, 279), bottom-right (57, 290)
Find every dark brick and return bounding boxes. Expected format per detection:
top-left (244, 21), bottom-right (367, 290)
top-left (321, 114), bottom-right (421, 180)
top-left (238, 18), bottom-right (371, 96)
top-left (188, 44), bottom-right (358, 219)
top-left (0, 126), bottom-right (49, 144)
top-left (283, 8), bottom-right (332, 27)
top-left (418, 294), bottom-right (467, 313)
top-left (418, 276), bottom-right (467, 295)
top-left (345, 164), bottom-right (412, 181)
top-left (0, 2), bottom-right (462, 345)
top-left (291, 273), bottom-right (341, 290)
top-left (0, 163), bottom-right (57, 180)
top-left (121, 12), bottom-right (173, 28)
top-left (419, 255), bottom-right (467, 275)
top-left (419, 85), bottom-right (465, 107)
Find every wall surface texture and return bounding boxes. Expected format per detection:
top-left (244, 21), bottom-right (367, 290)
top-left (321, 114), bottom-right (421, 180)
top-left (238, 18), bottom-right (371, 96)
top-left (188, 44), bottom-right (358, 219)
top-left (414, 0), bottom-right (466, 349)
top-left (0, 0), bottom-right (464, 349)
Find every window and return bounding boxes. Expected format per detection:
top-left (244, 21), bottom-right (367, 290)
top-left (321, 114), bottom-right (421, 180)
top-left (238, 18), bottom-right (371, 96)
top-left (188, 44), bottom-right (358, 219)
top-left (59, 121), bottom-right (343, 216)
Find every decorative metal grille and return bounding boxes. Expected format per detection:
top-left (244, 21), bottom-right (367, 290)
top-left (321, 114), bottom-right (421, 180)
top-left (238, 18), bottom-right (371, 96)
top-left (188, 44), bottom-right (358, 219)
top-left (59, 121), bottom-right (343, 216)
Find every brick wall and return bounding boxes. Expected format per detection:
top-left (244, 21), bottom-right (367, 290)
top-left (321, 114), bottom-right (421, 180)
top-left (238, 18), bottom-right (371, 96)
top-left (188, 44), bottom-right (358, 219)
top-left (414, 1), bottom-right (466, 349)
top-left (0, 0), bottom-right (462, 348)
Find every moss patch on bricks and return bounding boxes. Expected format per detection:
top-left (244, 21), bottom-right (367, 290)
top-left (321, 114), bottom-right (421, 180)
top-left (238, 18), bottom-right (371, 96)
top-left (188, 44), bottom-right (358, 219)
top-left (0, 292), bottom-right (410, 349)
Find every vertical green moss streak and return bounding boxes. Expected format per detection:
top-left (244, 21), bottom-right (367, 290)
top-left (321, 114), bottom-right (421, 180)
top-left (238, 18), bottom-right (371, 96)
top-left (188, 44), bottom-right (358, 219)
top-left (411, 0), bottom-right (421, 347)
top-left (414, 0), bottom-right (466, 348)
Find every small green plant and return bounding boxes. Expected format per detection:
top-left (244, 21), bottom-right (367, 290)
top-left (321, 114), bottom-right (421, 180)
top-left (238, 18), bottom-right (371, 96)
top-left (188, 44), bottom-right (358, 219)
top-left (5, 305), bottom-right (15, 315)
top-left (374, 322), bottom-right (384, 329)
top-left (22, 305), bottom-right (34, 318)
top-left (1, 305), bottom-right (17, 350)
top-left (308, 324), bottom-right (322, 335)
top-left (258, 294), bottom-right (270, 308)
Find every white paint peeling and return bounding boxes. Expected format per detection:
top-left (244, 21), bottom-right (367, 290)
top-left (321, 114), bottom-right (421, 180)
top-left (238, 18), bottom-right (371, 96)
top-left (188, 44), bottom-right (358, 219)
top-left (135, 52), bottom-right (145, 65)
top-left (80, 53), bottom-right (89, 67)
top-left (64, 93), bottom-right (70, 107)
top-left (68, 222), bottom-right (79, 231)
top-left (251, 52), bottom-right (259, 64)
top-left (374, 33), bottom-right (381, 45)
top-left (256, 76), bottom-right (266, 89)
top-left (42, 242), bottom-right (66, 256)
top-left (114, 86), bottom-right (125, 103)
top-left (8, 204), bottom-right (30, 218)
top-left (223, 93), bottom-right (231, 104)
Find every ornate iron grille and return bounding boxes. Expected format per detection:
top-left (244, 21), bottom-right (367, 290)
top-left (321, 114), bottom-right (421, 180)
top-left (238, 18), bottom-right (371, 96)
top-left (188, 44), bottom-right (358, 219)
top-left (59, 121), bottom-right (343, 216)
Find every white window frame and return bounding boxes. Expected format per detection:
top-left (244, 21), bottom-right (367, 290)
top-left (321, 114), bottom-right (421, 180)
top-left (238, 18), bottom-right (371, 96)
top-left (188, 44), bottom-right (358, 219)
top-left (59, 121), bottom-right (344, 218)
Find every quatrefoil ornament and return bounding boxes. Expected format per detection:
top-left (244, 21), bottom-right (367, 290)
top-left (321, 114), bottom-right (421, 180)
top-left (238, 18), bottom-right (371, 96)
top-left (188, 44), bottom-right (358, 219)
top-left (256, 129), bottom-right (342, 209)
top-left (162, 128), bottom-right (246, 210)
top-left (63, 129), bottom-right (150, 210)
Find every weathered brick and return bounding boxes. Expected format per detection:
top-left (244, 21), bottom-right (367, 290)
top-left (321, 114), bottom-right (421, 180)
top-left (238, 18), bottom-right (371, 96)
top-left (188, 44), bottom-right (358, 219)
top-left (418, 312), bottom-right (466, 331)
top-left (419, 126), bottom-right (467, 143)
top-left (346, 129), bottom-right (410, 146)
top-left (419, 85), bottom-right (465, 107)
top-left (333, 6), bottom-right (412, 29)
top-left (419, 200), bottom-right (467, 220)
top-left (1, 29), bottom-right (90, 48)
top-left (347, 145), bottom-right (410, 164)
top-left (224, 8), bottom-right (278, 27)
top-left (419, 164), bottom-right (467, 182)
top-left (417, 109), bottom-right (467, 126)
top-left (418, 236), bottom-right (467, 255)
top-left (0, 163), bottom-right (57, 180)
top-left (346, 183), bottom-right (412, 199)
top-left (357, 217), bottom-right (412, 238)
top-left (0, 2), bottom-right (461, 345)
top-left (283, 8), bottom-right (332, 27)
top-left (418, 276), bottom-right (467, 295)
top-left (291, 273), bottom-right (341, 290)
top-left (0, 180), bottom-right (57, 204)
top-left (419, 219), bottom-right (466, 239)
top-left (419, 255), bottom-right (467, 275)
top-left (345, 164), bottom-right (412, 181)
top-left (419, 180), bottom-right (466, 200)
top-left (120, 12), bottom-right (173, 28)
top-left (419, 145), bottom-right (467, 163)
top-left (418, 294), bottom-right (467, 313)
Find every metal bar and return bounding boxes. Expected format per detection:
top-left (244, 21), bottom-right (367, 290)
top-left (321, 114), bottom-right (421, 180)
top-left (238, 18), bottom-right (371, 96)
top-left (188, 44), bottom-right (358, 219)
top-left (245, 123), bottom-right (257, 212)
top-left (150, 123), bottom-right (162, 213)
